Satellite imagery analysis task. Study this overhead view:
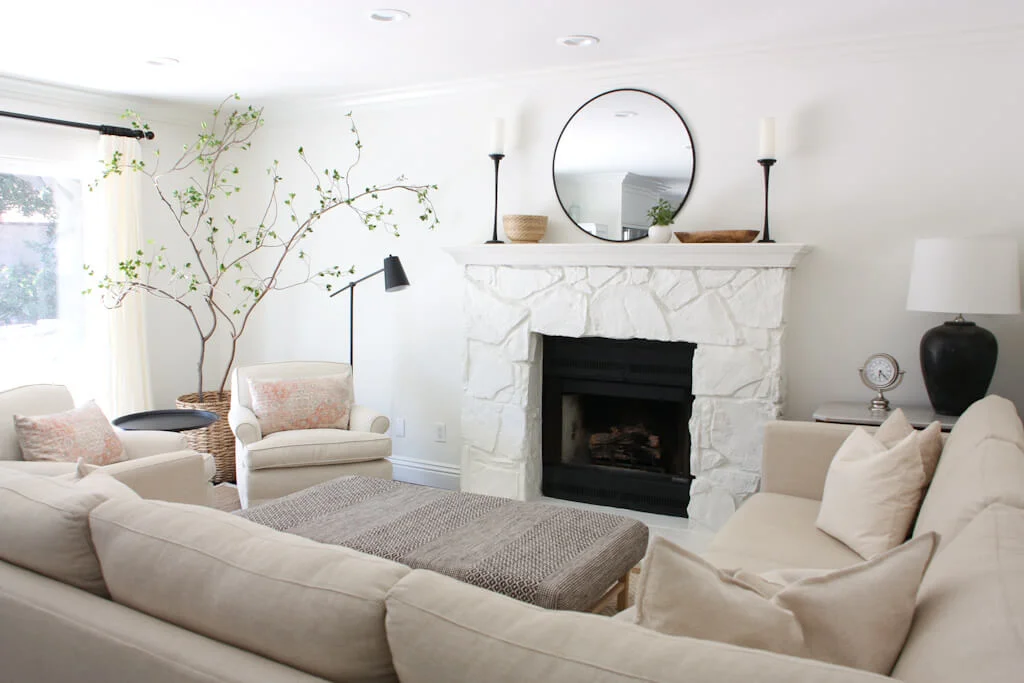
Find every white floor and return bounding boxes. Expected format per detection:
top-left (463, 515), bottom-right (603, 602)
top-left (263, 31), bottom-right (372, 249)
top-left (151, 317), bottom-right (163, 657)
top-left (539, 496), bottom-right (715, 555)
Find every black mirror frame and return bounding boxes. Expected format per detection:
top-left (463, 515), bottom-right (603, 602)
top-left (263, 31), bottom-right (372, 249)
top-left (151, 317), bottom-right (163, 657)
top-left (551, 88), bottom-right (697, 243)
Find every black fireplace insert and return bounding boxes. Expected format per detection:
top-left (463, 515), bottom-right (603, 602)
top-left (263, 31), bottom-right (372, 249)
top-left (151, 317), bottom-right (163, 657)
top-left (541, 335), bottom-right (695, 516)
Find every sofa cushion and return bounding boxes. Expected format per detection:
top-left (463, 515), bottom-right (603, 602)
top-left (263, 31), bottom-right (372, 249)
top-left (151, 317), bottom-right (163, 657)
top-left (892, 504), bottom-right (1024, 683)
top-left (247, 373), bottom-right (352, 435)
top-left (913, 437), bottom-right (1024, 550)
top-left (816, 428), bottom-right (927, 558)
top-left (243, 429), bottom-right (391, 470)
top-left (0, 473), bottom-right (126, 596)
top-left (935, 395), bottom-right (1024, 468)
top-left (704, 493), bottom-right (863, 573)
top-left (0, 460), bottom-right (78, 476)
top-left (384, 569), bottom-right (888, 683)
top-left (89, 497), bottom-right (409, 683)
top-left (634, 534), bottom-right (936, 674)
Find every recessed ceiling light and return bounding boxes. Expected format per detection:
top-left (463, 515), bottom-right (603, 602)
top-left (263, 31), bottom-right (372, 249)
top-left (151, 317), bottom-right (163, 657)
top-left (369, 8), bottom-right (410, 22)
top-left (556, 35), bottom-right (600, 48)
top-left (145, 57), bottom-right (180, 67)
top-left (614, 111), bottom-right (638, 118)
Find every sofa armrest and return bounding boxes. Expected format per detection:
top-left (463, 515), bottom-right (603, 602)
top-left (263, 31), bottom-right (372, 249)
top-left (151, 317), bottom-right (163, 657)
top-left (100, 450), bottom-right (212, 506)
top-left (116, 429), bottom-right (189, 459)
top-left (761, 421), bottom-right (859, 500)
top-left (229, 405), bottom-right (262, 446)
top-left (350, 404), bottom-right (390, 434)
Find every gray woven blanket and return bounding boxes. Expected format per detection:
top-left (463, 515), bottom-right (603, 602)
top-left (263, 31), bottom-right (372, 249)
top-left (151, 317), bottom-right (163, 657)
top-left (237, 476), bottom-right (648, 611)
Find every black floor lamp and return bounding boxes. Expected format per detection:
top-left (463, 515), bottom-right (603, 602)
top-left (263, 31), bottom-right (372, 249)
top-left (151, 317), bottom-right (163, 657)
top-left (329, 255), bottom-right (410, 366)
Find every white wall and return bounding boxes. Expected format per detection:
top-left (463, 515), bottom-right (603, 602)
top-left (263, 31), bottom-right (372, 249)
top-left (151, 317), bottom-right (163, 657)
top-left (234, 34), bottom-right (1024, 474)
top-left (6, 29), bottom-right (1022, 477)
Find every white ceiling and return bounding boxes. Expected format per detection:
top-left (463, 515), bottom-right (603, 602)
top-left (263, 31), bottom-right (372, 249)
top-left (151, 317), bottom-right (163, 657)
top-left (2, 0), bottom-right (1022, 103)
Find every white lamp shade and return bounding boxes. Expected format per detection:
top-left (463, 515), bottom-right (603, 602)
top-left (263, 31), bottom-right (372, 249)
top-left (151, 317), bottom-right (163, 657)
top-left (906, 237), bottom-right (1021, 315)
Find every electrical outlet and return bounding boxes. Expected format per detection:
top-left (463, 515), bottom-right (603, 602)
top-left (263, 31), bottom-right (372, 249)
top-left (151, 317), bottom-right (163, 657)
top-left (433, 422), bottom-right (446, 443)
top-left (392, 417), bottom-right (405, 438)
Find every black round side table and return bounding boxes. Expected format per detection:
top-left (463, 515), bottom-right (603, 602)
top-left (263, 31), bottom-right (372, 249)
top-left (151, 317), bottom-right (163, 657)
top-left (113, 409), bottom-right (220, 433)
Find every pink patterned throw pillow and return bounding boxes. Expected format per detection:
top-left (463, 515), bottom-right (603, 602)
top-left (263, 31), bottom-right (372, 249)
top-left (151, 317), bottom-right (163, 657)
top-left (14, 401), bottom-right (126, 466)
top-left (247, 374), bottom-right (353, 436)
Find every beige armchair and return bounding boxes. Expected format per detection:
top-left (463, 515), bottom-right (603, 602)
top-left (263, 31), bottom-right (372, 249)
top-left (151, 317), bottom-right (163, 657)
top-left (0, 384), bottom-right (214, 505)
top-left (229, 361), bottom-right (392, 508)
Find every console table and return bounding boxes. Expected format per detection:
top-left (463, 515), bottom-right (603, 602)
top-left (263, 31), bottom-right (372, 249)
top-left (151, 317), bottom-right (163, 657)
top-left (813, 401), bottom-right (958, 432)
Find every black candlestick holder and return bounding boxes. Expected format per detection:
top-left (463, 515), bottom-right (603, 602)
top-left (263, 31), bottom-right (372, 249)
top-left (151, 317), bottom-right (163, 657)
top-left (757, 158), bottom-right (776, 244)
top-left (487, 153), bottom-right (505, 244)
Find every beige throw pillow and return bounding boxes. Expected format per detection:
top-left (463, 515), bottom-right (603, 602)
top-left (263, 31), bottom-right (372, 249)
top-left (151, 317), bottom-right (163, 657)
top-left (54, 459), bottom-right (140, 500)
top-left (875, 408), bottom-right (944, 484)
top-left (816, 427), bottom-right (926, 558)
top-left (247, 374), bottom-right (353, 435)
top-left (14, 400), bottom-right (125, 466)
top-left (635, 534), bottom-right (937, 675)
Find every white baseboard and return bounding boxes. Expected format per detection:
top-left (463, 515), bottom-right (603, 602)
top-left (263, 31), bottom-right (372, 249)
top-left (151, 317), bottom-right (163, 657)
top-left (389, 456), bottom-right (460, 490)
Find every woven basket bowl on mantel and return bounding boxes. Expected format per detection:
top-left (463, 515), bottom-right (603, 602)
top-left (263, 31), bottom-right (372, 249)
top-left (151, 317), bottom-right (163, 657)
top-left (176, 391), bottom-right (235, 483)
top-left (503, 214), bottom-right (548, 243)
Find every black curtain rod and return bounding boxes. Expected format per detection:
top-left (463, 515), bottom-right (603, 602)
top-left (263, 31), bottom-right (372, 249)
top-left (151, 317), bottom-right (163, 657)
top-left (0, 110), bottom-right (155, 140)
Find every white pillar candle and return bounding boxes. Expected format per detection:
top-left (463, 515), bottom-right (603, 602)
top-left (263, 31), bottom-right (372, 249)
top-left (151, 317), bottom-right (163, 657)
top-left (490, 118), bottom-right (505, 155)
top-left (759, 117), bottom-right (776, 159)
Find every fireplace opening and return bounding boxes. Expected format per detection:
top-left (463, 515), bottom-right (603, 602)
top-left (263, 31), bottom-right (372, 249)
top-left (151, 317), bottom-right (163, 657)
top-left (541, 335), bottom-right (695, 517)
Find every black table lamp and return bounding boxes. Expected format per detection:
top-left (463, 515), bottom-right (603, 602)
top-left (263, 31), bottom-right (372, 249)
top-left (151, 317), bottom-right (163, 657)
top-left (330, 255), bottom-right (410, 366)
top-left (906, 237), bottom-right (1020, 415)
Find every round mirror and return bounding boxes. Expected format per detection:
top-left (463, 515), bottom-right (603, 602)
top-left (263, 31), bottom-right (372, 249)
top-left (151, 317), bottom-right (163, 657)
top-left (552, 89), bottom-right (695, 242)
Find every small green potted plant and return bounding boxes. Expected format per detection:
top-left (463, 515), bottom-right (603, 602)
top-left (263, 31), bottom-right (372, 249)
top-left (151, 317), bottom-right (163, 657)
top-left (646, 199), bottom-right (675, 243)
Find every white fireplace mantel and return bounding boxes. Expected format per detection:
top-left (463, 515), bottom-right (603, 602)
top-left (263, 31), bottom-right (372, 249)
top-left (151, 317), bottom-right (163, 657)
top-left (448, 242), bottom-right (812, 530)
top-left (446, 243), bottom-right (811, 269)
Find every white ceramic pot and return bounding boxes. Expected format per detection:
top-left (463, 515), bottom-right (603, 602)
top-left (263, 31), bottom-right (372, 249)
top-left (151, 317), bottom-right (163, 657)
top-left (647, 224), bottom-right (673, 243)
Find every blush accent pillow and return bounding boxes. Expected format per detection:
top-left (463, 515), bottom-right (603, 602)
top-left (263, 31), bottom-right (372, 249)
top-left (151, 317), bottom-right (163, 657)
top-left (14, 401), bottom-right (126, 466)
top-left (247, 374), bottom-right (353, 436)
top-left (634, 534), bottom-right (937, 675)
top-left (815, 427), bottom-right (928, 559)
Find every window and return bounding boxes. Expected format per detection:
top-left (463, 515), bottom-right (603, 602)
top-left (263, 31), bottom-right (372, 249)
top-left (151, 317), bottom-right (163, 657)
top-left (0, 171), bottom-right (87, 390)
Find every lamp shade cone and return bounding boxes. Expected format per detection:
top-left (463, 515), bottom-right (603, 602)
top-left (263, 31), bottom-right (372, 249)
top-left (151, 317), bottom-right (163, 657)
top-left (920, 320), bottom-right (997, 416)
top-left (383, 255), bottom-right (410, 292)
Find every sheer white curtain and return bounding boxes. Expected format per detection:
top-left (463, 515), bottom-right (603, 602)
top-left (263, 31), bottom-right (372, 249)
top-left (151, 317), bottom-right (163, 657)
top-left (85, 136), bottom-right (152, 415)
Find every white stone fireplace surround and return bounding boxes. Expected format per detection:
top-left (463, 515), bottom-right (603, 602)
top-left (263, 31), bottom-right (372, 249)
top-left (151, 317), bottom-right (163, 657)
top-left (448, 243), bottom-right (810, 529)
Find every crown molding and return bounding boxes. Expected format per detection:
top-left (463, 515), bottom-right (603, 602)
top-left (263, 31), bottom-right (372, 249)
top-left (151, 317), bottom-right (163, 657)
top-left (0, 75), bottom-right (211, 127)
top-left (267, 22), bottom-right (1024, 115)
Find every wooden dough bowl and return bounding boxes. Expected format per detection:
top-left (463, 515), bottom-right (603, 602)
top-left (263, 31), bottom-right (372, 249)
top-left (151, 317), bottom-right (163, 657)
top-left (674, 229), bottom-right (760, 243)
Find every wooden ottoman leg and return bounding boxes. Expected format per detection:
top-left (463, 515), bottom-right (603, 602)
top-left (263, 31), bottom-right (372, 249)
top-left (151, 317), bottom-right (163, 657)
top-left (589, 572), bottom-right (631, 614)
top-left (616, 571), bottom-right (630, 611)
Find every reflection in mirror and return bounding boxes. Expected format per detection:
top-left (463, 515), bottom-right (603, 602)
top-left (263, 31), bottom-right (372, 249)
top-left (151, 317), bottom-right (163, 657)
top-left (552, 89), bottom-right (695, 242)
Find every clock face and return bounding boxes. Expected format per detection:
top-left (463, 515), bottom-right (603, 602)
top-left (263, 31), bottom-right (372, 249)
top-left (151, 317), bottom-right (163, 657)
top-left (863, 354), bottom-right (898, 389)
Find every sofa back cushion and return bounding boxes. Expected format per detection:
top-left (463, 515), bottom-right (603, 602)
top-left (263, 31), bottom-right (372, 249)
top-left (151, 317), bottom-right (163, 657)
top-left (90, 498), bottom-right (408, 683)
top-left (913, 437), bottom-right (1024, 550)
top-left (0, 384), bottom-right (74, 461)
top-left (384, 569), bottom-right (888, 683)
top-left (892, 504), bottom-right (1024, 683)
top-left (934, 395), bottom-right (1024, 466)
top-left (0, 470), bottom-right (136, 596)
top-left (914, 395), bottom-right (1024, 549)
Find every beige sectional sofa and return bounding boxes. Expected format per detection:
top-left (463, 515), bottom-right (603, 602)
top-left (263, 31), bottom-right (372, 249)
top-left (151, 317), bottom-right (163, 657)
top-left (1, 395), bottom-right (1022, 682)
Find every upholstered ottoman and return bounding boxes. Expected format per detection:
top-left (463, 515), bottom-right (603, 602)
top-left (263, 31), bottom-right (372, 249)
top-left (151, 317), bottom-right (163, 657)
top-left (238, 476), bottom-right (648, 611)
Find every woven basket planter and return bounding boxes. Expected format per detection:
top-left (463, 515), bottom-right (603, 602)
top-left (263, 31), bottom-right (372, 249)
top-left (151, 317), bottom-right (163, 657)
top-left (176, 391), bottom-right (235, 483)
top-left (503, 214), bottom-right (548, 243)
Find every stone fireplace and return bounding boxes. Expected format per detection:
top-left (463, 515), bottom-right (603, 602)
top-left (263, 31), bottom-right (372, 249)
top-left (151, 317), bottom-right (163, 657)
top-left (448, 243), bottom-right (810, 529)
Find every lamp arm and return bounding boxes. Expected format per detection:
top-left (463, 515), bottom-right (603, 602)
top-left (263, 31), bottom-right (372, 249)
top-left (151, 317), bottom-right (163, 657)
top-left (328, 267), bottom-right (385, 297)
